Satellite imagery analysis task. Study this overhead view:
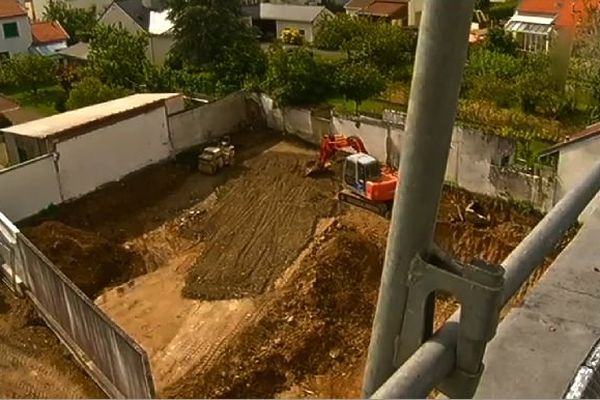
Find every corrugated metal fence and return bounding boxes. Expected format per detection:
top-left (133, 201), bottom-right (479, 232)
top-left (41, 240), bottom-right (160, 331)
top-left (0, 212), bottom-right (155, 399)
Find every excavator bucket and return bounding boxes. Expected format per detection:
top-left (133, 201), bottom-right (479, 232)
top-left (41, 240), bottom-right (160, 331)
top-left (305, 161), bottom-right (329, 177)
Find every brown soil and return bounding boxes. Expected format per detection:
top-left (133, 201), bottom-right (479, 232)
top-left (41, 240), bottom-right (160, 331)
top-left (18, 132), bottom-right (577, 399)
top-left (162, 186), bottom-right (575, 399)
top-left (24, 221), bottom-right (140, 298)
top-left (163, 222), bottom-right (382, 399)
top-left (0, 285), bottom-right (104, 398)
top-left (182, 148), bottom-right (339, 300)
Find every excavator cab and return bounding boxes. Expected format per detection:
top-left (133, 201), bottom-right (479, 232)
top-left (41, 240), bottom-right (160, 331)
top-left (343, 153), bottom-right (381, 196)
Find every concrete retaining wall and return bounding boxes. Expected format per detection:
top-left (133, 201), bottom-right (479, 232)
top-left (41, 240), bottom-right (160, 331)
top-left (0, 155), bottom-right (62, 221)
top-left (255, 95), bottom-right (557, 212)
top-left (57, 106), bottom-right (171, 200)
top-left (169, 92), bottom-right (248, 152)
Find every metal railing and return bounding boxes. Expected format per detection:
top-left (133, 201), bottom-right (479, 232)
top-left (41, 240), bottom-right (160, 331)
top-left (361, 0), bottom-right (600, 398)
top-left (0, 211), bottom-right (155, 399)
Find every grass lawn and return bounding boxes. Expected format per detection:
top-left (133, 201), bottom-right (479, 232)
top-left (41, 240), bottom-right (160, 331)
top-left (2, 85), bottom-right (65, 117)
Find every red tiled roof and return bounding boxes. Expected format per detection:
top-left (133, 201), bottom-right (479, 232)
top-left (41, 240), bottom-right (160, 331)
top-left (31, 21), bottom-right (69, 45)
top-left (362, 1), bottom-right (407, 17)
top-left (517, 0), bottom-right (597, 29)
top-left (540, 122), bottom-right (600, 155)
top-left (0, 0), bottom-right (27, 19)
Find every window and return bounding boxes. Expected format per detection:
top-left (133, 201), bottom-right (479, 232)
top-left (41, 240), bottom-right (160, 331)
top-left (2, 22), bottom-right (19, 39)
top-left (117, 21), bottom-right (123, 29)
top-left (299, 29), bottom-right (305, 36)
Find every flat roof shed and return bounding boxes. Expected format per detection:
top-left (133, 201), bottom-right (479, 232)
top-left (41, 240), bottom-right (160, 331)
top-left (1, 93), bottom-right (183, 165)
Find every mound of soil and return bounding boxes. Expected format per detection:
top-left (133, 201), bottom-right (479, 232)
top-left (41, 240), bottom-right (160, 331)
top-left (25, 221), bottom-right (139, 298)
top-left (166, 225), bottom-right (383, 398)
top-left (182, 151), bottom-right (339, 301)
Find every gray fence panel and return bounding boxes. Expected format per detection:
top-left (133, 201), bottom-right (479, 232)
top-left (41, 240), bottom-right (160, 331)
top-left (17, 234), bottom-right (155, 399)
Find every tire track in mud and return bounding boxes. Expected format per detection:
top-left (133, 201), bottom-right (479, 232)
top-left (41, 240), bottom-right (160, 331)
top-left (0, 285), bottom-right (103, 398)
top-left (182, 151), bottom-right (339, 300)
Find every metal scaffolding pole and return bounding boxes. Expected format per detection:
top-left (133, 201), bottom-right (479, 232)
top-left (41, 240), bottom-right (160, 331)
top-left (371, 161), bottom-right (600, 399)
top-left (361, 0), bottom-right (475, 396)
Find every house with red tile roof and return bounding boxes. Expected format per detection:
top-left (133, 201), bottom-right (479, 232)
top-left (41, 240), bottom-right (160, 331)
top-left (0, 0), bottom-right (69, 59)
top-left (0, 0), bottom-right (32, 58)
top-left (505, 0), bottom-right (593, 52)
top-left (344, 0), bottom-right (423, 26)
top-left (30, 21), bottom-right (69, 55)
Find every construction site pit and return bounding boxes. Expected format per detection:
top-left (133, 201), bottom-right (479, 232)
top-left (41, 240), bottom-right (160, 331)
top-left (10, 128), bottom-right (577, 398)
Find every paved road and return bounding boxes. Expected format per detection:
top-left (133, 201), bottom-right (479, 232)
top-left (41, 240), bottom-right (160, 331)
top-left (475, 207), bottom-right (600, 398)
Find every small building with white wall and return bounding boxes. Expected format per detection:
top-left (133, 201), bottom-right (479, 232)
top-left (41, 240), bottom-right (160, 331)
top-left (99, 0), bottom-right (174, 64)
top-left (0, 0), bottom-right (33, 58)
top-left (541, 123), bottom-right (600, 222)
top-left (245, 3), bottom-right (333, 42)
top-left (0, 93), bottom-right (184, 166)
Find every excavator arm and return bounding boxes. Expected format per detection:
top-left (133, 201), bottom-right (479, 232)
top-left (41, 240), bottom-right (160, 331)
top-left (305, 134), bottom-right (367, 176)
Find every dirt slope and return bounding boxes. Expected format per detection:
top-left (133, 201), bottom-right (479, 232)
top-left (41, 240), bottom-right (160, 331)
top-left (182, 145), bottom-right (339, 300)
top-left (24, 221), bottom-right (140, 298)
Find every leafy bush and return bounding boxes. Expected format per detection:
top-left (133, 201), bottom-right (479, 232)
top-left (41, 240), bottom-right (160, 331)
top-left (483, 27), bottom-right (519, 55)
top-left (488, 0), bottom-right (518, 21)
top-left (265, 45), bottom-right (335, 106)
top-left (335, 61), bottom-right (386, 114)
top-left (2, 55), bottom-right (58, 93)
top-left (458, 99), bottom-right (565, 142)
top-left (315, 15), bottom-right (416, 80)
top-left (66, 77), bottom-right (131, 110)
top-left (281, 28), bottom-right (304, 45)
top-left (87, 25), bottom-right (149, 90)
top-left (43, 0), bottom-right (97, 44)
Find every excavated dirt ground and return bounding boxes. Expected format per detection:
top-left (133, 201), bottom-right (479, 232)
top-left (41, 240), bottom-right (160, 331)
top-left (17, 129), bottom-right (576, 398)
top-left (0, 285), bottom-right (104, 398)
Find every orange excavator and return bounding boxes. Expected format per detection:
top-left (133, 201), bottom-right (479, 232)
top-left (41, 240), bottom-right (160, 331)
top-left (306, 134), bottom-right (399, 218)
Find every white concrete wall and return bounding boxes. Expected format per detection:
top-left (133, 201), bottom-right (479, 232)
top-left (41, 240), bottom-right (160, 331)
top-left (331, 117), bottom-right (399, 162)
top-left (169, 93), bottom-right (248, 151)
top-left (283, 108), bottom-right (316, 144)
top-left (256, 94), bottom-right (556, 211)
top-left (165, 95), bottom-right (185, 115)
top-left (259, 94), bottom-right (284, 131)
top-left (408, 0), bottom-right (424, 26)
top-left (0, 16), bottom-right (32, 56)
top-left (149, 34), bottom-right (174, 65)
top-left (557, 136), bottom-right (600, 222)
top-left (57, 106), bottom-right (170, 200)
top-left (0, 155), bottom-right (62, 221)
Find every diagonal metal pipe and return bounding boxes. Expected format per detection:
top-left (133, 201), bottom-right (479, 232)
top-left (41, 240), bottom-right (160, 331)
top-left (371, 161), bottom-right (600, 399)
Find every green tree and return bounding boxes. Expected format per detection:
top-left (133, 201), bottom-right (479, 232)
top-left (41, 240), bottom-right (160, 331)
top-left (515, 53), bottom-right (561, 116)
top-left (3, 55), bottom-right (57, 93)
top-left (463, 48), bottom-right (520, 107)
top-left (314, 14), bottom-right (369, 50)
top-left (166, 0), bottom-right (265, 92)
top-left (167, 0), bottom-right (257, 66)
top-left (87, 25), bottom-right (149, 89)
top-left (66, 77), bottom-right (131, 110)
top-left (336, 61), bottom-right (386, 114)
top-left (265, 45), bottom-right (334, 106)
top-left (483, 27), bottom-right (518, 55)
top-left (43, 0), bottom-right (97, 44)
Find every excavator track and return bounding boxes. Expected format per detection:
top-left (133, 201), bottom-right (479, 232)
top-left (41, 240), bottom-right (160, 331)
top-left (338, 190), bottom-right (392, 219)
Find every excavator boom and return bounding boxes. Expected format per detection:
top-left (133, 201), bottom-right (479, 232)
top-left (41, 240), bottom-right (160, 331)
top-left (305, 134), bottom-right (367, 176)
